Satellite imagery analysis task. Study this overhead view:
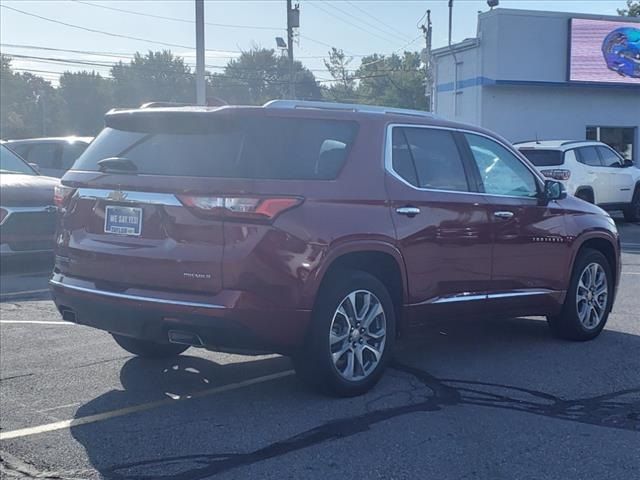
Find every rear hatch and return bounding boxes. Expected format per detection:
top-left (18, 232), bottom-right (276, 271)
top-left (57, 107), bottom-right (357, 297)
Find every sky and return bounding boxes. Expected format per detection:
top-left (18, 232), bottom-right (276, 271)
top-left (0, 0), bottom-right (629, 84)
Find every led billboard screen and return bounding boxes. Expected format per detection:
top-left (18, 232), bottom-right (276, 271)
top-left (569, 18), bottom-right (640, 84)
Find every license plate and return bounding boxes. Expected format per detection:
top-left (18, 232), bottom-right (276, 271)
top-left (104, 206), bottom-right (142, 236)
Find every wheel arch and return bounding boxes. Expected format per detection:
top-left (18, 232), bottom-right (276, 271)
top-left (307, 241), bottom-right (408, 334)
top-left (572, 233), bottom-right (620, 295)
top-left (575, 186), bottom-right (595, 204)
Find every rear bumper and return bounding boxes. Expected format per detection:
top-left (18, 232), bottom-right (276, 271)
top-left (49, 273), bottom-right (311, 354)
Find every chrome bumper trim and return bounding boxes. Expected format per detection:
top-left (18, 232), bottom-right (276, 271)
top-left (49, 279), bottom-right (225, 310)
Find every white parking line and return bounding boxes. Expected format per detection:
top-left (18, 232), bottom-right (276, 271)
top-left (0, 321), bottom-right (73, 325)
top-left (623, 272), bottom-right (640, 275)
top-left (0, 370), bottom-right (294, 441)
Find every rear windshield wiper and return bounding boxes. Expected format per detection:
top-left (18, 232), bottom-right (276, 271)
top-left (97, 157), bottom-right (138, 173)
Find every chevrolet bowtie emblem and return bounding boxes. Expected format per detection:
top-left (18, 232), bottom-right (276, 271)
top-left (107, 190), bottom-right (128, 202)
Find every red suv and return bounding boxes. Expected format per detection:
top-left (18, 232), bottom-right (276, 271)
top-left (51, 100), bottom-right (621, 396)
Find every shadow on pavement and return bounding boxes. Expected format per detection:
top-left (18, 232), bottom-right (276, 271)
top-left (70, 317), bottom-right (640, 479)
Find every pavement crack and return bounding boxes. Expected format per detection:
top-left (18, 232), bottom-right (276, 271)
top-left (102, 361), bottom-right (639, 479)
top-left (0, 373), bottom-right (35, 382)
top-left (0, 450), bottom-right (90, 479)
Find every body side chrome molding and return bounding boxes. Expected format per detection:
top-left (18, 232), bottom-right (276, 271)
top-left (74, 188), bottom-right (182, 206)
top-left (413, 289), bottom-right (559, 306)
top-left (49, 279), bottom-right (225, 310)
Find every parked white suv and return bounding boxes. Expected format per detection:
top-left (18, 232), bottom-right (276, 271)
top-left (515, 140), bottom-right (640, 223)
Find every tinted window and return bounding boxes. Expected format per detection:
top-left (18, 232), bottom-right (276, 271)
top-left (61, 143), bottom-right (89, 169)
top-left (596, 146), bottom-right (622, 168)
top-left (465, 134), bottom-right (538, 198)
top-left (576, 147), bottom-right (602, 167)
top-left (8, 144), bottom-right (29, 158)
top-left (392, 127), bottom-right (469, 192)
top-left (0, 145), bottom-right (36, 175)
top-left (518, 149), bottom-right (564, 167)
top-left (391, 129), bottom-right (418, 187)
top-left (26, 143), bottom-right (62, 169)
top-left (75, 118), bottom-right (357, 179)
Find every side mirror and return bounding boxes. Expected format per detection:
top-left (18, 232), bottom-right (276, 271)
top-left (623, 159), bottom-right (634, 168)
top-left (543, 180), bottom-right (566, 202)
top-left (28, 162), bottom-right (41, 174)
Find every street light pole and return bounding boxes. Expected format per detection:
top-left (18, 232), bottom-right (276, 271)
top-left (195, 0), bottom-right (206, 105)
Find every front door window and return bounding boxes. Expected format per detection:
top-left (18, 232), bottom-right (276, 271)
top-left (464, 134), bottom-right (539, 198)
top-left (587, 126), bottom-right (636, 164)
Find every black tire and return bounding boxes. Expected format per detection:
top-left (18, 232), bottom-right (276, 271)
top-left (547, 249), bottom-right (613, 341)
top-left (293, 270), bottom-right (396, 397)
top-left (623, 188), bottom-right (640, 223)
top-left (112, 334), bottom-right (189, 358)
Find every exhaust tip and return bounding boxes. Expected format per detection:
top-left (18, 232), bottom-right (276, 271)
top-left (168, 330), bottom-right (204, 347)
top-left (60, 308), bottom-right (77, 323)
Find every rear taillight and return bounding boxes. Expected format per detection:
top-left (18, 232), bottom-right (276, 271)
top-left (54, 184), bottom-right (76, 208)
top-left (177, 196), bottom-right (303, 222)
top-left (540, 169), bottom-right (571, 181)
top-left (0, 208), bottom-right (7, 225)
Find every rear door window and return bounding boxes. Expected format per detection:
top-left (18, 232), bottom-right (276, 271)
top-left (391, 127), bottom-right (470, 192)
top-left (74, 117), bottom-right (358, 180)
top-left (518, 149), bottom-right (564, 167)
top-left (465, 134), bottom-right (539, 198)
top-left (576, 147), bottom-right (602, 167)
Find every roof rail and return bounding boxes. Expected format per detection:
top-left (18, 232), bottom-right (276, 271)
top-left (560, 140), bottom-right (590, 146)
top-left (263, 99), bottom-right (438, 119)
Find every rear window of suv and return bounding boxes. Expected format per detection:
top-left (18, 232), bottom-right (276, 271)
top-left (518, 149), bottom-right (564, 167)
top-left (74, 116), bottom-right (358, 180)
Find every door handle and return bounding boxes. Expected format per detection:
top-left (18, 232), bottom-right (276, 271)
top-left (396, 206), bottom-right (421, 217)
top-left (493, 211), bottom-right (514, 220)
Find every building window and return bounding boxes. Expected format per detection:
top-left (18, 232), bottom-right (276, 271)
top-left (586, 126), bottom-right (636, 163)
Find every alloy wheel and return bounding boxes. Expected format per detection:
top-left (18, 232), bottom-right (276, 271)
top-left (576, 262), bottom-right (608, 330)
top-left (329, 290), bottom-right (387, 381)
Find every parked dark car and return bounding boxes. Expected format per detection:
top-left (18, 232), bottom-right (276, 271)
top-left (6, 136), bottom-right (92, 178)
top-left (50, 100), bottom-right (621, 396)
top-left (0, 143), bottom-right (59, 256)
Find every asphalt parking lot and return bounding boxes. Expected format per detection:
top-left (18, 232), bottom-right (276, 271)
top-left (1, 220), bottom-right (639, 480)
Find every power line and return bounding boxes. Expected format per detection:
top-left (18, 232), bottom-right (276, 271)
top-left (3, 52), bottom-right (422, 75)
top-left (71, 0), bottom-right (283, 31)
top-left (359, 34), bottom-right (423, 68)
top-left (3, 60), bottom-right (395, 85)
top-left (0, 42), bottom-right (334, 61)
top-left (307, 2), bottom-right (402, 45)
top-left (70, 0), bottom-right (351, 61)
top-left (320, 0), bottom-right (410, 44)
top-left (0, 4), bottom-right (239, 55)
top-left (343, 0), bottom-right (412, 41)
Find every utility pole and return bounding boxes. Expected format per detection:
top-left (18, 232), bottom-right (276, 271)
top-left (420, 10), bottom-right (433, 112)
top-left (448, 0), bottom-right (459, 116)
top-left (195, 0), bottom-right (206, 105)
top-left (286, 1), bottom-right (299, 99)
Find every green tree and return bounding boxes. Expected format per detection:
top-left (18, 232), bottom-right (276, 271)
top-left (0, 55), bottom-right (65, 139)
top-left (355, 52), bottom-right (425, 109)
top-left (111, 50), bottom-right (194, 107)
top-left (323, 48), bottom-right (356, 102)
top-left (58, 71), bottom-right (114, 136)
top-left (618, 0), bottom-right (640, 16)
top-left (210, 48), bottom-right (321, 105)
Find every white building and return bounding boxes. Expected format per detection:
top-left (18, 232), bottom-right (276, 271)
top-left (433, 8), bottom-right (640, 164)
